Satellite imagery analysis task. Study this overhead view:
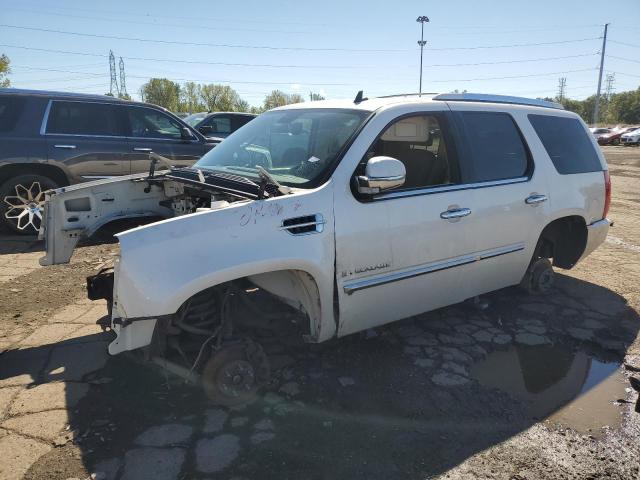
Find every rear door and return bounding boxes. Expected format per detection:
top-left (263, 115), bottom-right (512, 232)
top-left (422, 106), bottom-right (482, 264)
top-left (123, 105), bottom-right (205, 173)
top-left (199, 114), bottom-right (233, 138)
top-left (446, 105), bottom-right (551, 298)
top-left (44, 100), bottom-right (128, 179)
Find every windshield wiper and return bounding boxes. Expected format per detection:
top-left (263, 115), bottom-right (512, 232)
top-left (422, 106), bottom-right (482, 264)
top-left (256, 166), bottom-right (291, 197)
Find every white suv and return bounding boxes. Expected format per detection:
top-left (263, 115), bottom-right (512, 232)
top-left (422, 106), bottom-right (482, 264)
top-left (40, 93), bottom-right (611, 404)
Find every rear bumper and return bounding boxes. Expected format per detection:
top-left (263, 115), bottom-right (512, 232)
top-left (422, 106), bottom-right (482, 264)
top-left (579, 218), bottom-right (610, 262)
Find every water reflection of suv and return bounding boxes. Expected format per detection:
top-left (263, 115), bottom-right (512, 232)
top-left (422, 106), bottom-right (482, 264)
top-left (0, 88), bottom-right (216, 233)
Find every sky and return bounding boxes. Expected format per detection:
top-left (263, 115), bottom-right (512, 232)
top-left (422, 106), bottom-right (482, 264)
top-left (1, 0), bottom-right (639, 108)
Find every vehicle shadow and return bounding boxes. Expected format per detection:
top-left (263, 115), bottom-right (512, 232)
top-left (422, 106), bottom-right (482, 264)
top-left (0, 233), bottom-right (42, 255)
top-left (1, 273), bottom-right (637, 479)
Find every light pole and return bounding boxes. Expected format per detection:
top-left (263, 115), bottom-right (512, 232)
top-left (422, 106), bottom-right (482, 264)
top-left (416, 15), bottom-right (429, 96)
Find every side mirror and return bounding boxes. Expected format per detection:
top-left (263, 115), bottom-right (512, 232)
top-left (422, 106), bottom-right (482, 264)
top-left (356, 156), bottom-right (406, 195)
top-left (181, 126), bottom-right (194, 140)
top-left (198, 125), bottom-right (213, 135)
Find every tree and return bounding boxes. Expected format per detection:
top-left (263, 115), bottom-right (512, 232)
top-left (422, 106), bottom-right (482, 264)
top-left (233, 98), bottom-right (250, 112)
top-left (140, 78), bottom-right (181, 111)
top-left (181, 82), bottom-right (204, 113)
top-left (1, 54), bottom-right (11, 87)
top-left (263, 90), bottom-right (305, 110)
top-left (309, 92), bottom-right (325, 101)
top-left (200, 84), bottom-right (241, 112)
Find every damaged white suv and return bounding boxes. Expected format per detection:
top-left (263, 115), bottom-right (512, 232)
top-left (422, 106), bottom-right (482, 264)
top-left (40, 93), bottom-right (611, 404)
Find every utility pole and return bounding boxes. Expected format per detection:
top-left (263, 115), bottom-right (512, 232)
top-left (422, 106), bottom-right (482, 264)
top-left (109, 50), bottom-right (119, 96)
top-left (416, 15), bottom-right (429, 96)
top-left (593, 23), bottom-right (609, 125)
top-left (118, 57), bottom-right (127, 98)
top-left (557, 77), bottom-right (567, 103)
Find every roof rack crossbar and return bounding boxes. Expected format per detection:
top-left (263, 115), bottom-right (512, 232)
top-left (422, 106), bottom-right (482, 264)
top-left (432, 93), bottom-right (564, 110)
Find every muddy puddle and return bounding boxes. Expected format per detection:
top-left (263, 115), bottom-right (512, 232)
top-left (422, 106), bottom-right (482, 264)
top-left (472, 344), bottom-right (627, 437)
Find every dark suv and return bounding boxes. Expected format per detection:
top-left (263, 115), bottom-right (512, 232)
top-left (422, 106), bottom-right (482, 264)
top-left (0, 88), bottom-right (217, 234)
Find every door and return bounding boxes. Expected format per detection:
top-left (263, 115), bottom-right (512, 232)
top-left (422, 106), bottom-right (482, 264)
top-left (446, 106), bottom-right (551, 298)
top-left (334, 111), bottom-right (477, 336)
top-left (123, 106), bottom-right (204, 173)
top-left (44, 100), bottom-right (128, 179)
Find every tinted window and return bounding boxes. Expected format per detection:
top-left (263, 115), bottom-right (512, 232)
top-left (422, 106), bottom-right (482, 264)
top-left (365, 114), bottom-right (459, 189)
top-left (47, 101), bottom-right (118, 136)
top-left (206, 116), bottom-right (231, 134)
top-left (529, 115), bottom-right (602, 174)
top-left (0, 96), bottom-right (26, 132)
top-left (454, 112), bottom-right (529, 183)
top-left (128, 107), bottom-right (182, 139)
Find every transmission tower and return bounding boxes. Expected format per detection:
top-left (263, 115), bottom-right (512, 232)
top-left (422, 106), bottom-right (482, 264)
top-left (118, 57), bottom-right (127, 97)
top-left (557, 77), bottom-right (567, 103)
top-left (604, 73), bottom-right (615, 100)
top-left (109, 50), bottom-right (119, 96)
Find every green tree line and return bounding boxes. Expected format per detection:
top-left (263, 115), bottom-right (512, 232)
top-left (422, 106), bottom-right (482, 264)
top-left (547, 87), bottom-right (640, 125)
top-left (139, 78), bottom-right (316, 114)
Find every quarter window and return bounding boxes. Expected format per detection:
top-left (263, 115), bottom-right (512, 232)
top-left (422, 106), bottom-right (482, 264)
top-left (453, 112), bottom-right (530, 183)
top-left (127, 107), bottom-right (183, 139)
top-left (529, 114), bottom-right (602, 174)
top-left (364, 114), bottom-right (459, 190)
top-left (46, 101), bottom-right (118, 136)
top-left (0, 96), bottom-right (26, 132)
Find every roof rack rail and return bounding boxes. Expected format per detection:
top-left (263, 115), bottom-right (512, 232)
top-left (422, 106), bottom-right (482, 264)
top-left (375, 92), bottom-right (439, 99)
top-left (432, 93), bottom-right (564, 110)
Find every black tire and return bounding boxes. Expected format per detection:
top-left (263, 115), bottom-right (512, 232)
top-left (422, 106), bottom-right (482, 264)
top-left (519, 258), bottom-right (554, 295)
top-left (0, 174), bottom-right (59, 235)
top-left (201, 341), bottom-right (270, 406)
top-left (612, 138), bottom-right (620, 146)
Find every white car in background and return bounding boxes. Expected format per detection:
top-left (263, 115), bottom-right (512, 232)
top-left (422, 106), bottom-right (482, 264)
top-left (621, 128), bottom-right (640, 145)
top-left (39, 93), bottom-right (611, 405)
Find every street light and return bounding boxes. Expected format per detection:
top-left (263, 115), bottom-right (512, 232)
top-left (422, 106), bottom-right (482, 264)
top-left (416, 15), bottom-right (430, 96)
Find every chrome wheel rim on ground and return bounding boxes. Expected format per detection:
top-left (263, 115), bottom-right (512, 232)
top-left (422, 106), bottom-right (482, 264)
top-left (3, 181), bottom-right (45, 232)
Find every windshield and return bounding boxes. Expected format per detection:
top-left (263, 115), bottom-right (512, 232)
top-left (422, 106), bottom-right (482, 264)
top-left (183, 112), bottom-right (207, 127)
top-left (193, 108), bottom-right (370, 187)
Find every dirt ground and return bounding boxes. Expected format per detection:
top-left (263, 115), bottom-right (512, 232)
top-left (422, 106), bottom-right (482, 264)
top-left (1, 146), bottom-right (640, 480)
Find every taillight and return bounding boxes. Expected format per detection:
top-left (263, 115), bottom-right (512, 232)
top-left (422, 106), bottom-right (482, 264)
top-left (603, 170), bottom-right (611, 219)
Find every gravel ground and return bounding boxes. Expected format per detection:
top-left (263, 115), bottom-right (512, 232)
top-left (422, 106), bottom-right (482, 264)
top-left (0, 145), bottom-right (639, 480)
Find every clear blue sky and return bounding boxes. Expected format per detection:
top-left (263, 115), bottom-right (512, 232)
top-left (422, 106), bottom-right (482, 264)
top-left (1, 0), bottom-right (639, 108)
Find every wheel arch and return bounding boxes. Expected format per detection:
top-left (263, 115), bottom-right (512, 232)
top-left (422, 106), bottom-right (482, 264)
top-left (0, 162), bottom-right (71, 187)
top-left (534, 215), bottom-right (588, 269)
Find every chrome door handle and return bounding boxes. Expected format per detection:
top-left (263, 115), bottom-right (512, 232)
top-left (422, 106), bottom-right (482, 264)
top-left (440, 207), bottom-right (471, 220)
top-left (54, 144), bottom-right (76, 149)
top-left (133, 147), bottom-right (153, 152)
top-left (525, 194), bottom-right (548, 205)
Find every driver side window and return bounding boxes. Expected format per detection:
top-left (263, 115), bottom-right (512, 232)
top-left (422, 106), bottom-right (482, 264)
top-left (366, 114), bottom-right (460, 190)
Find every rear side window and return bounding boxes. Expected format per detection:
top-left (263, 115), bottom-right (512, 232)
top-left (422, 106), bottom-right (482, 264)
top-left (0, 96), bottom-right (26, 132)
top-left (47, 101), bottom-right (118, 136)
top-left (454, 111), bottom-right (530, 183)
top-left (528, 115), bottom-right (602, 174)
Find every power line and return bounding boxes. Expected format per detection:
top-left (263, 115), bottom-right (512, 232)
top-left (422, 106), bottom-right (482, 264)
top-left (0, 24), bottom-right (602, 53)
top-left (10, 65), bottom-right (355, 86)
top-left (607, 55), bottom-right (640, 65)
top-left (609, 40), bottom-right (640, 49)
top-left (428, 68), bottom-right (596, 83)
top-left (429, 53), bottom-right (598, 67)
top-left (0, 44), bottom-right (375, 69)
top-left (0, 24), bottom-right (408, 52)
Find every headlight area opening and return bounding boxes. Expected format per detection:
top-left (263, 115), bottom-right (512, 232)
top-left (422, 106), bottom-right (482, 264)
top-left (146, 277), bottom-right (314, 406)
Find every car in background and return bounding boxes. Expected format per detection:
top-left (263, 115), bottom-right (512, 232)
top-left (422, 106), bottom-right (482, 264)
top-left (589, 127), bottom-right (612, 140)
top-left (621, 128), bottom-right (640, 146)
top-left (193, 112), bottom-right (257, 139)
top-left (598, 126), bottom-right (640, 146)
top-left (0, 88), bottom-right (218, 234)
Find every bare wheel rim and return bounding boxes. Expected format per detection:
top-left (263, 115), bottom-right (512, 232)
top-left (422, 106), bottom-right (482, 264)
top-left (217, 359), bottom-right (256, 399)
top-left (3, 181), bottom-right (45, 232)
